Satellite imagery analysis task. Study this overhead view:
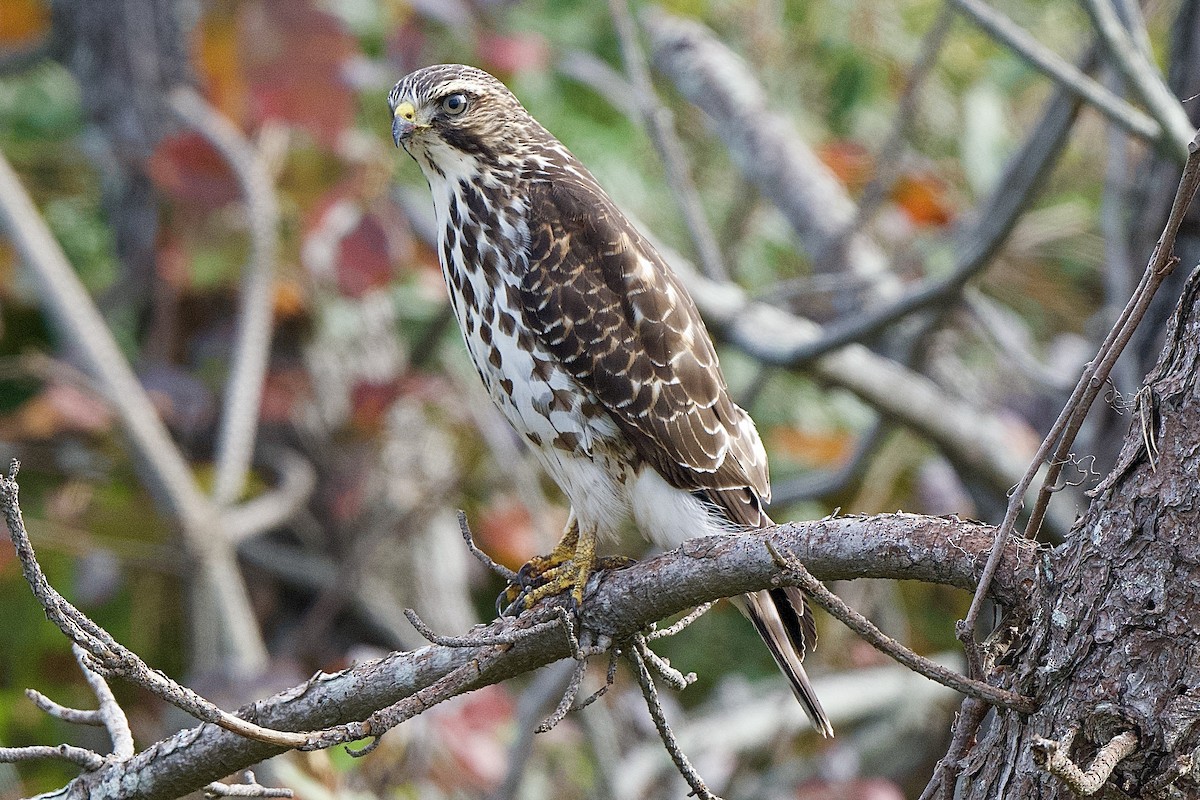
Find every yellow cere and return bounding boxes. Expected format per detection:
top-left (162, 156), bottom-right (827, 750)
top-left (395, 101), bottom-right (417, 122)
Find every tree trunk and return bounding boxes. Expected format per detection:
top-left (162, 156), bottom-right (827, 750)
top-left (960, 267), bottom-right (1200, 798)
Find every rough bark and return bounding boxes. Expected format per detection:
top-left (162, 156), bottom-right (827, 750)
top-left (959, 267), bottom-right (1200, 798)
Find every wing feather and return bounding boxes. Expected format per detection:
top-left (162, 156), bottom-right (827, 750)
top-left (519, 176), bottom-right (769, 499)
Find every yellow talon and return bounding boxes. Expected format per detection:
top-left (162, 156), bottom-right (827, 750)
top-left (498, 516), bottom-right (632, 615)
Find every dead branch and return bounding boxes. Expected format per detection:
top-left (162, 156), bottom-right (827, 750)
top-left (1, 456), bottom-right (1033, 800)
top-left (1031, 728), bottom-right (1138, 796)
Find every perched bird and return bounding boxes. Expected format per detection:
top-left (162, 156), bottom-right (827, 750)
top-left (389, 64), bottom-right (832, 737)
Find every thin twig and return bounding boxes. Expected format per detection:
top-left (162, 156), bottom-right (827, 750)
top-left (575, 648), bottom-right (620, 711)
top-left (0, 744), bottom-right (106, 770)
top-left (608, 0), bottom-right (729, 281)
top-left (315, 648), bottom-right (509, 757)
top-left (648, 601), bottom-right (716, 640)
top-left (951, 0), bottom-right (1165, 149)
top-left (204, 771), bottom-right (294, 798)
top-left (25, 690), bottom-right (103, 726)
top-left (965, 131), bottom-right (1200, 643)
top-left (168, 86), bottom-right (280, 509)
top-left (535, 659), bottom-right (589, 733)
top-left (768, 542), bottom-right (1037, 713)
top-left (0, 463), bottom-right (308, 749)
top-left (459, 510), bottom-right (518, 582)
top-left (626, 641), bottom-right (721, 800)
top-left (404, 606), bottom-right (569, 648)
top-left (73, 643), bottom-right (135, 759)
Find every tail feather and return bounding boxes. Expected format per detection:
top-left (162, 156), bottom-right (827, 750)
top-left (705, 488), bottom-right (832, 737)
top-left (735, 591), bottom-right (833, 737)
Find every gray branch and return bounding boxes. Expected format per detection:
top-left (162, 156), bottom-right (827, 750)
top-left (45, 512), bottom-right (1033, 800)
top-left (168, 87), bottom-right (280, 510)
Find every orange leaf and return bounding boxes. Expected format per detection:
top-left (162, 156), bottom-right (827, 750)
top-left (194, 2), bottom-right (249, 124)
top-left (0, 0), bottom-right (49, 44)
top-left (768, 427), bottom-right (854, 468)
top-left (816, 140), bottom-right (873, 192)
top-left (273, 278), bottom-right (308, 319)
top-left (892, 171), bottom-right (955, 227)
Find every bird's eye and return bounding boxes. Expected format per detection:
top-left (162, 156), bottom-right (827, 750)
top-left (441, 93), bottom-right (468, 116)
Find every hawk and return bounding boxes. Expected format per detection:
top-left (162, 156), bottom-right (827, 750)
top-left (389, 64), bottom-right (832, 737)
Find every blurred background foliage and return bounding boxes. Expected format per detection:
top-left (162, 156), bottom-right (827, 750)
top-left (0, 0), bottom-right (1171, 796)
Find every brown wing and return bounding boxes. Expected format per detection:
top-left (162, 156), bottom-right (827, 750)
top-left (519, 174), bottom-right (769, 501)
top-left (519, 172), bottom-right (833, 735)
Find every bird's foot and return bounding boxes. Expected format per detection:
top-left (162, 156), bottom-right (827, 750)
top-left (498, 531), bottom-right (634, 615)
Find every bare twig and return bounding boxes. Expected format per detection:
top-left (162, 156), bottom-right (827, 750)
top-left (25, 690), bottom-right (103, 726)
top-left (404, 606), bottom-right (572, 648)
top-left (1081, 0), bottom-right (1194, 158)
top-left (535, 659), bottom-right (589, 734)
top-left (205, 771), bottom-right (293, 798)
top-left (768, 542), bottom-right (1037, 713)
top-left (637, 637), bottom-right (695, 691)
top-left (0, 744), bottom-right (106, 770)
top-left (607, 0), bottom-right (729, 281)
top-left (951, 0), bottom-right (1166, 151)
top-left (168, 86), bottom-right (280, 510)
top-left (648, 601), bottom-right (715, 640)
top-left (73, 643), bottom-right (135, 759)
top-left (575, 648), bottom-right (620, 711)
top-left (0, 463), bottom-right (307, 749)
top-left (311, 648), bottom-right (510, 757)
top-left (964, 131), bottom-right (1200, 644)
top-left (12, 645), bottom-right (136, 771)
top-left (459, 510), bottom-right (518, 582)
top-left (1032, 728), bottom-right (1138, 796)
top-left (627, 640), bottom-right (720, 800)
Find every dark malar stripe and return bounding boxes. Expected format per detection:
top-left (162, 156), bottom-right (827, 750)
top-left (441, 126), bottom-right (497, 160)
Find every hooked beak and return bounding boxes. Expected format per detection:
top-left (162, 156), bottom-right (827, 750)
top-left (392, 101), bottom-right (418, 147)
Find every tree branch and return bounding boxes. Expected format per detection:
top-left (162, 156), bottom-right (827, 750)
top-left (0, 148), bottom-right (267, 675)
top-left (14, 499), bottom-right (1034, 800)
top-left (167, 87), bottom-right (280, 511)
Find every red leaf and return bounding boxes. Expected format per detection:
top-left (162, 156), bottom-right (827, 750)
top-left (238, 0), bottom-right (356, 148)
top-left (148, 132), bottom-right (240, 209)
top-left (477, 33), bottom-right (551, 75)
top-left (336, 213), bottom-right (394, 298)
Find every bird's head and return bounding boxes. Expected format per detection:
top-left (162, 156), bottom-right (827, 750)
top-left (388, 64), bottom-right (533, 169)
